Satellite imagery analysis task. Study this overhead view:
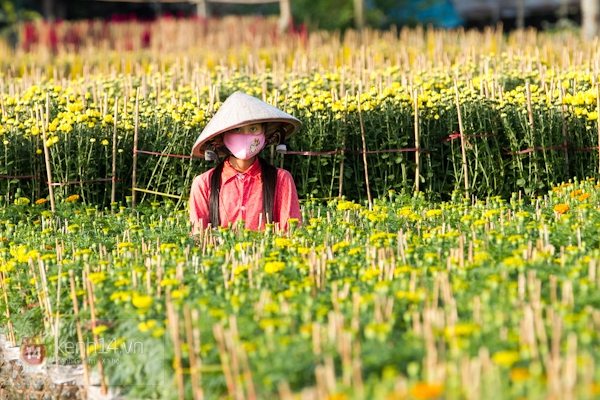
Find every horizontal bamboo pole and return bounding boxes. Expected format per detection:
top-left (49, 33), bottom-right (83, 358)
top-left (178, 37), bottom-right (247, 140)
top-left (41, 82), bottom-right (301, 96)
top-left (133, 187), bottom-right (183, 199)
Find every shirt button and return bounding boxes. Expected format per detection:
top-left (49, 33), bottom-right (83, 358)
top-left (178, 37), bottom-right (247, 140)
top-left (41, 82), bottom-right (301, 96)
top-left (241, 206), bottom-right (246, 211)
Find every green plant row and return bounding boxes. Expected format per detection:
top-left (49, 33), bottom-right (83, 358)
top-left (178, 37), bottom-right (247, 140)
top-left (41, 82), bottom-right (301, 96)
top-left (1, 179), bottom-right (600, 398)
top-left (0, 58), bottom-right (598, 207)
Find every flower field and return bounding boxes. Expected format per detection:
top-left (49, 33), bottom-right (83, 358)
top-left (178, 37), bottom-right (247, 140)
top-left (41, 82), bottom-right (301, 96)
top-left (2, 181), bottom-right (600, 399)
top-left (1, 15), bottom-right (600, 400)
top-left (0, 19), bottom-right (600, 205)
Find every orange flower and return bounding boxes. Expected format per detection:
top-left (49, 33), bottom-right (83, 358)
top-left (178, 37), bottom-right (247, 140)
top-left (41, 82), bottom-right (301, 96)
top-left (66, 194), bottom-right (80, 203)
top-left (411, 382), bottom-right (443, 399)
top-left (553, 204), bottom-right (569, 214)
top-left (569, 189), bottom-right (583, 198)
top-left (590, 382), bottom-right (600, 396)
top-left (510, 367), bottom-right (530, 381)
top-left (327, 394), bottom-right (348, 400)
top-left (578, 193), bottom-right (591, 201)
top-left (386, 392), bottom-right (407, 400)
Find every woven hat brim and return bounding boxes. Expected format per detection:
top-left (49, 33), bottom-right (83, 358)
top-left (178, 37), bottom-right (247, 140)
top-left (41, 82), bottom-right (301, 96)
top-left (191, 91), bottom-right (302, 158)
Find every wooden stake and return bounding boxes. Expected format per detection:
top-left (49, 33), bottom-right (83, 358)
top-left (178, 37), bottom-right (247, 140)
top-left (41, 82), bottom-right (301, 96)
top-left (69, 270), bottom-right (90, 386)
top-left (53, 262), bottom-right (62, 365)
top-left (131, 88), bottom-right (140, 208)
top-left (0, 80), bottom-right (4, 117)
top-left (414, 89), bottom-right (420, 192)
top-left (597, 83), bottom-right (600, 174)
top-left (28, 258), bottom-right (51, 333)
top-left (0, 275), bottom-right (16, 346)
top-left (38, 255), bottom-right (55, 337)
top-left (184, 307), bottom-right (204, 400)
top-left (357, 87), bottom-right (372, 208)
top-left (454, 79), bottom-right (469, 198)
top-left (213, 323), bottom-right (236, 397)
top-left (111, 97), bottom-right (119, 205)
top-left (557, 83), bottom-right (569, 176)
top-left (39, 99), bottom-right (55, 212)
top-left (86, 270), bottom-right (107, 395)
top-left (352, 358), bottom-right (364, 398)
top-left (223, 326), bottom-right (244, 400)
top-left (166, 291), bottom-right (186, 400)
top-left (338, 94), bottom-right (348, 197)
top-left (277, 381), bottom-right (293, 400)
top-left (231, 316), bottom-right (256, 400)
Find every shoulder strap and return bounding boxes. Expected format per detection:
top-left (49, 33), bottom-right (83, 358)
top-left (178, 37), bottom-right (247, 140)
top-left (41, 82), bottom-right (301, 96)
top-left (209, 161), bottom-right (225, 227)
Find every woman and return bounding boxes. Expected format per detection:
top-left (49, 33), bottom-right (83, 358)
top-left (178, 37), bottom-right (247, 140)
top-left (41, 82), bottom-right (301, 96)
top-left (189, 91), bottom-right (302, 233)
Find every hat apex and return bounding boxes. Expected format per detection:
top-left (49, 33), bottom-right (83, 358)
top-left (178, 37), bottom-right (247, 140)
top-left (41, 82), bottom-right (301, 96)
top-left (191, 91), bottom-right (302, 158)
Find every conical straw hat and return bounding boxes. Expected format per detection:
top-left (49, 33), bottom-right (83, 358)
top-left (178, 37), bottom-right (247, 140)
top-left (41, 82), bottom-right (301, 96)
top-left (191, 91), bottom-right (302, 158)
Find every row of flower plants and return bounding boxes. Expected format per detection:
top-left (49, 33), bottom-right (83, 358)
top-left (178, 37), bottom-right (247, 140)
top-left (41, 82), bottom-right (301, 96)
top-left (0, 25), bottom-right (600, 205)
top-left (0, 179), bottom-right (600, 398)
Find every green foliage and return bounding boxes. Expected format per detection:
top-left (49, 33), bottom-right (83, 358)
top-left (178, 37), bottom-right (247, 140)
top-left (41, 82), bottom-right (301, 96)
top-left (0, 63), bottom-right (600, 206)
top-left (0, 0), bottom-right (40, 47)
top-left (290, 0), bottom-right (356, 31)
top-left (2, 180), bottom-right (600, 397)
top-left (0, 0), bottom-right (39, 27)
top-left (294, 0), bottom-right (450, 31)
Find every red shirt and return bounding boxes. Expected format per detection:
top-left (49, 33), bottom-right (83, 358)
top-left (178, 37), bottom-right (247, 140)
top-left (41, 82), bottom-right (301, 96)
top-left (189, 158), bottom-right (301, 233)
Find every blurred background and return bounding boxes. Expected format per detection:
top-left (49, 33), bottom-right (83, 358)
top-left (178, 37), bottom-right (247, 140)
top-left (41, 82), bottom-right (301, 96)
top-left (2, 0), bottom-right (588, 32)
top-left (0, 0), bottom-right (598, 54)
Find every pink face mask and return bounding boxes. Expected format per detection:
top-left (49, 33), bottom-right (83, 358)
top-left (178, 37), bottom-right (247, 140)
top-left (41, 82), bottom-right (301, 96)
top-left (223, 132), bottom-right (265, 160)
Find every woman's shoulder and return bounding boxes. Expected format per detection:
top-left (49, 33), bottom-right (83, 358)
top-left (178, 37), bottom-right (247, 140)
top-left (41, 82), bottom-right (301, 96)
top-left (275, 167), bottom-right (295, 182)
top-left (192, 167), bottom-right (216, 185)
top-left (275, 166), bottom-right (292, 176)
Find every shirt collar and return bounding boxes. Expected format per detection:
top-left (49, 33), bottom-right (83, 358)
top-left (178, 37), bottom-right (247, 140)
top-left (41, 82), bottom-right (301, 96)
top-left (222, 158), bottom-right (262, 182)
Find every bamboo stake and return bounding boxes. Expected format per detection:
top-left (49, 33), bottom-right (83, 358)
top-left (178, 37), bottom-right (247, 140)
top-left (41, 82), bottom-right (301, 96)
top-left (277, 381), bottom-right (293, 400)
top-left (597, 83), bottom-right (600, 174)
top-left (111, 97), bottom-right (119, 205)
top-left (213, 323), bottom-right (236, 398)
top-left (28, 257), bottom-right (51, 334)
top-left (184, 307), bottom-right (204, 400)
top-left (0, 275), bottom-right (16, 346)
top-left (357, 86), bottom-right (372, 208)
top-left (0, 80), bottom-right (4, 117)
top-left (352, 358), bottom-right (364, 398)
top-left (39, 100), bottom-right (55, 212)
top-left (131, 88), bottom-right (140, 208)
top-left (86, 273), bottom-right (107, 395)
top-left (224, 326), bottom-right (244, 400)
top-left (231, 316), bottom-right (256, 400)
top-left (69, 270), bottom-right (90, 386)
top-left (166, 291), bottom-right (186, 400)
top-left (413, 89), bottom-right (420, 193)
top-left (38, 255), bottom-right (55, 337)
top-left (53, 262), bottom-right (62, 365)
top-left (453, 79), bottom-right (469, 198)
top-left (338, 94), bottom-right (348, 197)
top-left (525, 81), bottom-right (535, 131)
